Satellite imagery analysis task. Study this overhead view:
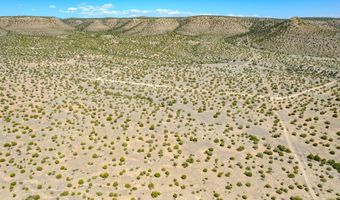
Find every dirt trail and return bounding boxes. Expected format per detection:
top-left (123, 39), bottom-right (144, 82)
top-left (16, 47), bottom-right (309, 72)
top-left (272, 81), bottom-right (337, 100)
top-left (92, 77), bottom-right (245, 95)
top-left (247, 34), bottom-right (318, 198)
top-left (161, 42), bottom-right (176, 52)
top-left (87, 76), bottom-right (336, 103)
top-left (275, 110), bottom-right (318, 200)
top-left (93, 77), bottom-right (185, 92)
top-left (263, 72), bottom-right (318, 200)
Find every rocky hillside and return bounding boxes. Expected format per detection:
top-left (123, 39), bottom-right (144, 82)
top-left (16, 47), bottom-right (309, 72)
top-left (176, 16), bottom-right (250, 36)
top-left (0, 27), bottom-right (7, 36)
top-left (63, 16), bottom-right (274, 36)
top-left (0, 16), bottom-right (339, 57)
top-left (63, 18), bottom-right (180, 35)
top-left (232, 17), bottom-right (340, 57)
top-left (0, 16), bottom-right (74, 35)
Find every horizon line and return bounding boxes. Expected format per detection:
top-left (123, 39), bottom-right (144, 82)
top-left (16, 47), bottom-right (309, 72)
top-left (0, 15), bottom-right (339, 20)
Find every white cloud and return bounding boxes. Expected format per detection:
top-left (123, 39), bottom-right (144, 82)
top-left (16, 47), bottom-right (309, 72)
top-left (128, 9), bottom-right (149, 14)
top-left (155, 9), bottom-right (192, 15)
top-left (76, 3), bottom-right (116, 16)
top-left (49, 5), bottom-right (56, 9)
top-left (67, 7), bottom-right (78, 13)
top-left (227, 13), bottom-right (263, 18)
top-left (101, 3), bottom-right (113, 9)
top-left (58, 4), bottom-right (267, 18)
top-left (59, 3), bottom-right (213, 17)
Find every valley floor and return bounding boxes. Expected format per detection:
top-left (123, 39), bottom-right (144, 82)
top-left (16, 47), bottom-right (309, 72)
top-left (0, 32), bottom-right (339, 200)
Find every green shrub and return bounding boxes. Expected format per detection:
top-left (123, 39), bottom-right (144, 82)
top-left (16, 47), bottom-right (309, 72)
top-left (151, 191), bottom-right (160, 198)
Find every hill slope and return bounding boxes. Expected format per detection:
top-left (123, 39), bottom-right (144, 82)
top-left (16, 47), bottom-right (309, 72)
top-left (0, 16), bottom-right (75, 35)
top-left (176, 16), bottom-right (251, 36)
top-left (63, 18), bottom-right (180, 34)
top-left (235, 17), bottom-right (340, 57)
top-left (1, 16), bottom-right (339, 57)
top-left (62, 16), bottom-right (261, 36)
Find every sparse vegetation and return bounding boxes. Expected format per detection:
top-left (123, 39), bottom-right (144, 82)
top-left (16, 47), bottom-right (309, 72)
top-left (0, 15), bottom-right (338, 200)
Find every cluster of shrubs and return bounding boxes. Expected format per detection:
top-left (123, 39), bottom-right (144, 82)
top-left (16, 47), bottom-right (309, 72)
top-left (307, 154), bottom-right (340, 173)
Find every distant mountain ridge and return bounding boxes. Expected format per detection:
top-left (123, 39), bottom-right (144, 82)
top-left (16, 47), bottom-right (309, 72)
top-left (0, 16), bottom-right (339, 57)
top-left (0, 16), bottom-right (285, 36)
top-left (62, 16), bottom-right (285, 36)
top-left (0, 16), bottom-right (338, 36)
top-left (0, 16), bottom-right (75, 35)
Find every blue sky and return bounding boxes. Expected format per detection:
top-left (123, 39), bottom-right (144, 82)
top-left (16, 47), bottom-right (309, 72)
top-left (1, 0), bottom-right (339, 19)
